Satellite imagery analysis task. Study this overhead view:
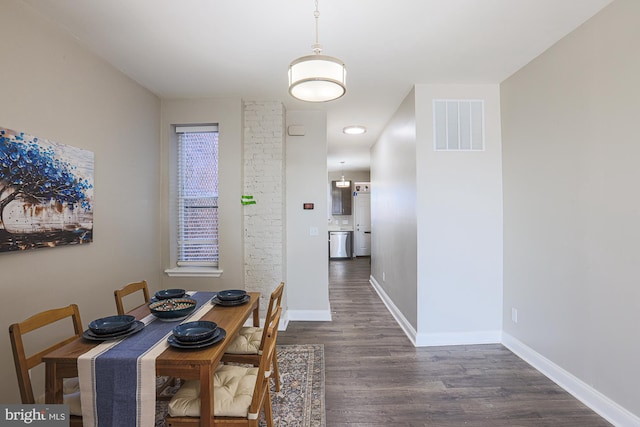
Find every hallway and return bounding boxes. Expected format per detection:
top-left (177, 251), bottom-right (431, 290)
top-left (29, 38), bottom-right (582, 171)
top-left (278, 257), bottom-right (610, 426)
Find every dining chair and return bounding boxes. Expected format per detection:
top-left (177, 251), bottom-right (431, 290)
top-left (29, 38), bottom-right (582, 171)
top-left (9, 304), bottom-right (84, 427)
top-left (114, 279), bottom-right (150, 315)
top-left (114, 279), bottom-right (177, 398)
top-left (165, 306), bottom-right (282, 427)
top-left (221, 281), bottom-right (284, 391)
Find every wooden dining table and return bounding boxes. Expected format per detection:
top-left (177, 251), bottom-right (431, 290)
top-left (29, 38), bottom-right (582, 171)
top-left (43, 291), bottom-right (260, 427)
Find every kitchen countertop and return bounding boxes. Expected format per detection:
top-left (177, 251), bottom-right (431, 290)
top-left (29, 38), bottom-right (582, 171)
top-left (328, 226), bottom-right (353, 232)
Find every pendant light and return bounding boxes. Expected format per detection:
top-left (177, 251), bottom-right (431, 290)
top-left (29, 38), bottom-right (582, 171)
top-left (336, 161), bottom-right (350, 188)
top-left (288, 0), bottom-right (346, 103)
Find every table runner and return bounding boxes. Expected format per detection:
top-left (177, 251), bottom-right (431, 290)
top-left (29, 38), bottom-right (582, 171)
top-left (78, 291), bottom-right (216, 427)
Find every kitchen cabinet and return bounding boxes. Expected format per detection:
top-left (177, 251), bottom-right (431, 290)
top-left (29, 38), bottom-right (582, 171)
top-left (331, 181), bottom-right (352, 215)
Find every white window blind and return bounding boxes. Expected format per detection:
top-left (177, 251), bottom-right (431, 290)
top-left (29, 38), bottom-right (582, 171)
top-left (176, 125), bottom-right (219, 267)
top-left (434, 100), bottom-right (485, 151)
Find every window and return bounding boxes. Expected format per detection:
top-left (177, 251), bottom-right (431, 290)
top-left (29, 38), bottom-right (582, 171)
top-left (166, 125), bottom-right (220, 277)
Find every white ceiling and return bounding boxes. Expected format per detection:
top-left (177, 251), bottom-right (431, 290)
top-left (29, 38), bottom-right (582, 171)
top-left (22, 0), bottom-right (612, 171)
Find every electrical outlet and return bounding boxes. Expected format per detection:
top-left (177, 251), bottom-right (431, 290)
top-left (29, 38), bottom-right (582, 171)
top-left (511, 308), bottom-right (518, 323)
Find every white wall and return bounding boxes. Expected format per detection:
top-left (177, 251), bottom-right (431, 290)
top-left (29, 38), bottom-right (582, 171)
top-left (0, 0), bottom-right (161, 403)
top-left (243, 101), bottom-right (286, 316)
top-left (160, 97), bottom-right (244, 291)
top-left (501, 0), bottom-right (640, 421)
top-left (370, 89), bottom-right (418, 328)
top-left (285, 111), bottom-right (330, 321)
top-left (415, 84), bottom-right (503, 345)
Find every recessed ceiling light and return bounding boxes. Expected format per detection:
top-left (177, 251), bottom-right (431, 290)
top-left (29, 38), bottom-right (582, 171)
top-left (343, 125), bottom-right (366, 135)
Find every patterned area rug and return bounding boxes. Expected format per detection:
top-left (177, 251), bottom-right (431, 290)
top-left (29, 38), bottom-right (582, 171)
top-left (156, 344), bottom-right (325, 427)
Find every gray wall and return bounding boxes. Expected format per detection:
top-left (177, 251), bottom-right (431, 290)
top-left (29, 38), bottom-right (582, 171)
top-left (370, 89), bottom-right (418, 328)
top-left (501, 0), bottom-right (640, 418)
top-left (286, 111), bottom-right (331, 320)
top-left (0, 0), bottom-right (161, 403)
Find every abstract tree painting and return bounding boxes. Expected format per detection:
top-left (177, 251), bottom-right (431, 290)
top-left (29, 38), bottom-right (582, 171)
top-left (0, 127), bottom-right (94, 252)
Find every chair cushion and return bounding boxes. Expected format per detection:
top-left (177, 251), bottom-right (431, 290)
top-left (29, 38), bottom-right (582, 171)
top-left (36, 378), bottom-right (82, 416)
top-left (168, 365), bottom-right (258, 418)
top-left (224, 326), bottom-right (262, 354)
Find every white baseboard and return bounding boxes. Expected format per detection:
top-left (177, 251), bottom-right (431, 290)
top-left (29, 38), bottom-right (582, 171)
top-left (286, 309), bottom-right (332, 322)
top-left (416, 330), bottom-right (501, 347)
top-left (502, 333), bottom-right (640, 427)
top-left (369, 275), bottom-right (417, 345)
top-left (370, 275), bottom-right (501, 347)
top-left (279, 310), bottom-right (290, 331)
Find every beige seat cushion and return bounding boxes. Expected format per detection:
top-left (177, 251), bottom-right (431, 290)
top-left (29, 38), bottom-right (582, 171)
top-left (225, 326), bottom-right (262, 354)
top-left (36, 377), bottom-right (82, 416)
top-left (168, 365), bottom-right (258, 418)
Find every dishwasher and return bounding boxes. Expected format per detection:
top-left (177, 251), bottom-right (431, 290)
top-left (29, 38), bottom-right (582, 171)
top-left (329, 231), bottom-right (352, 259)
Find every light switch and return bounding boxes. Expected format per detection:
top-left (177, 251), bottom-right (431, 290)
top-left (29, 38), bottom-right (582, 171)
top-left (287, 125), bottom-right (306, 136)
top-left (309, 226), bottom-right (319, 236)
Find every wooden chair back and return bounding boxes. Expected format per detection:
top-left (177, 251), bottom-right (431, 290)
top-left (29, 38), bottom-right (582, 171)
top-left (258, 281), bottom-right (284, 352)
top-left (9, 304), bottom-right (83, 404)
top-left (114, 280), bottom-right (150, 315)
top-left (222, 281), bottom-right (285, 391)
top-left (247, 306), bottom-right (282, 423)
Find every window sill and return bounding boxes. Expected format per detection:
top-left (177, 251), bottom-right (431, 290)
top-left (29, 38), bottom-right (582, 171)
top-left (164, 267), bottom-right (223, 278)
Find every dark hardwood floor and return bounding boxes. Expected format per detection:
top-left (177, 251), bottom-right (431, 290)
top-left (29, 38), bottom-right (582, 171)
top-left (278, 257), bottom-right (611, 427)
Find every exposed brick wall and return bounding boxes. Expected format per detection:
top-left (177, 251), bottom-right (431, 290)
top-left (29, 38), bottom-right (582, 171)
top-left (243, 101), bottom-right (285, 316)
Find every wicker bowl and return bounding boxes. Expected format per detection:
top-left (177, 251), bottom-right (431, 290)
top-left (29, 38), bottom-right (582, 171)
top-left (149, 298), bottom-right (197, 321)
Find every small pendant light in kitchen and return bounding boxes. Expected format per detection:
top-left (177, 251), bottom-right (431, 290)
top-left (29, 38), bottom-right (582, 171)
top-left (336, 161), bottom-right (350, 188)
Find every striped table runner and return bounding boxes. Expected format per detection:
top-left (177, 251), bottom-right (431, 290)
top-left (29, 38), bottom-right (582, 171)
top-left (78, 291), bottom-right (216, 427)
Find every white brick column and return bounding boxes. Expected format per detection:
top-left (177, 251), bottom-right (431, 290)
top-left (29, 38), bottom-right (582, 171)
top-left (243, 101), bottom-right (286, 316)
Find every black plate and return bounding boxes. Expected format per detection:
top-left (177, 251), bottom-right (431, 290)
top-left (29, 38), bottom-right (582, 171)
top-left (171, 328), bottom-right (221, 346)
top-left (173, 320), bottom-right (218, 342)
top-left (216, 289), bottom-right (247, 301)
top-left (83, 321), bottom-right (145, 341)
top-left (211, 294), bottom-right (250, 306)
top-left (88, 315), bottom-right (136, 335)
top-left (167, 328), bottom-right (226, 349)
top-left (155, 289), bottom-right (186, 300)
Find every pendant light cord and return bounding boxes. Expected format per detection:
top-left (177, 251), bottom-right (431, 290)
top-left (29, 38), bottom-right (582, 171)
top-left (312, 0), bottom-right (322, 54)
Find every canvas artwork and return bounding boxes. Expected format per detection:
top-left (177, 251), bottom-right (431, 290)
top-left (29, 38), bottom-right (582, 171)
top-left (0, 127), bottom-right (94, 252)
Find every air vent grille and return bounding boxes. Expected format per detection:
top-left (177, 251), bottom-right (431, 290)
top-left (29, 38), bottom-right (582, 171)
top-left (434, 100), bottom-right (484, 151)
